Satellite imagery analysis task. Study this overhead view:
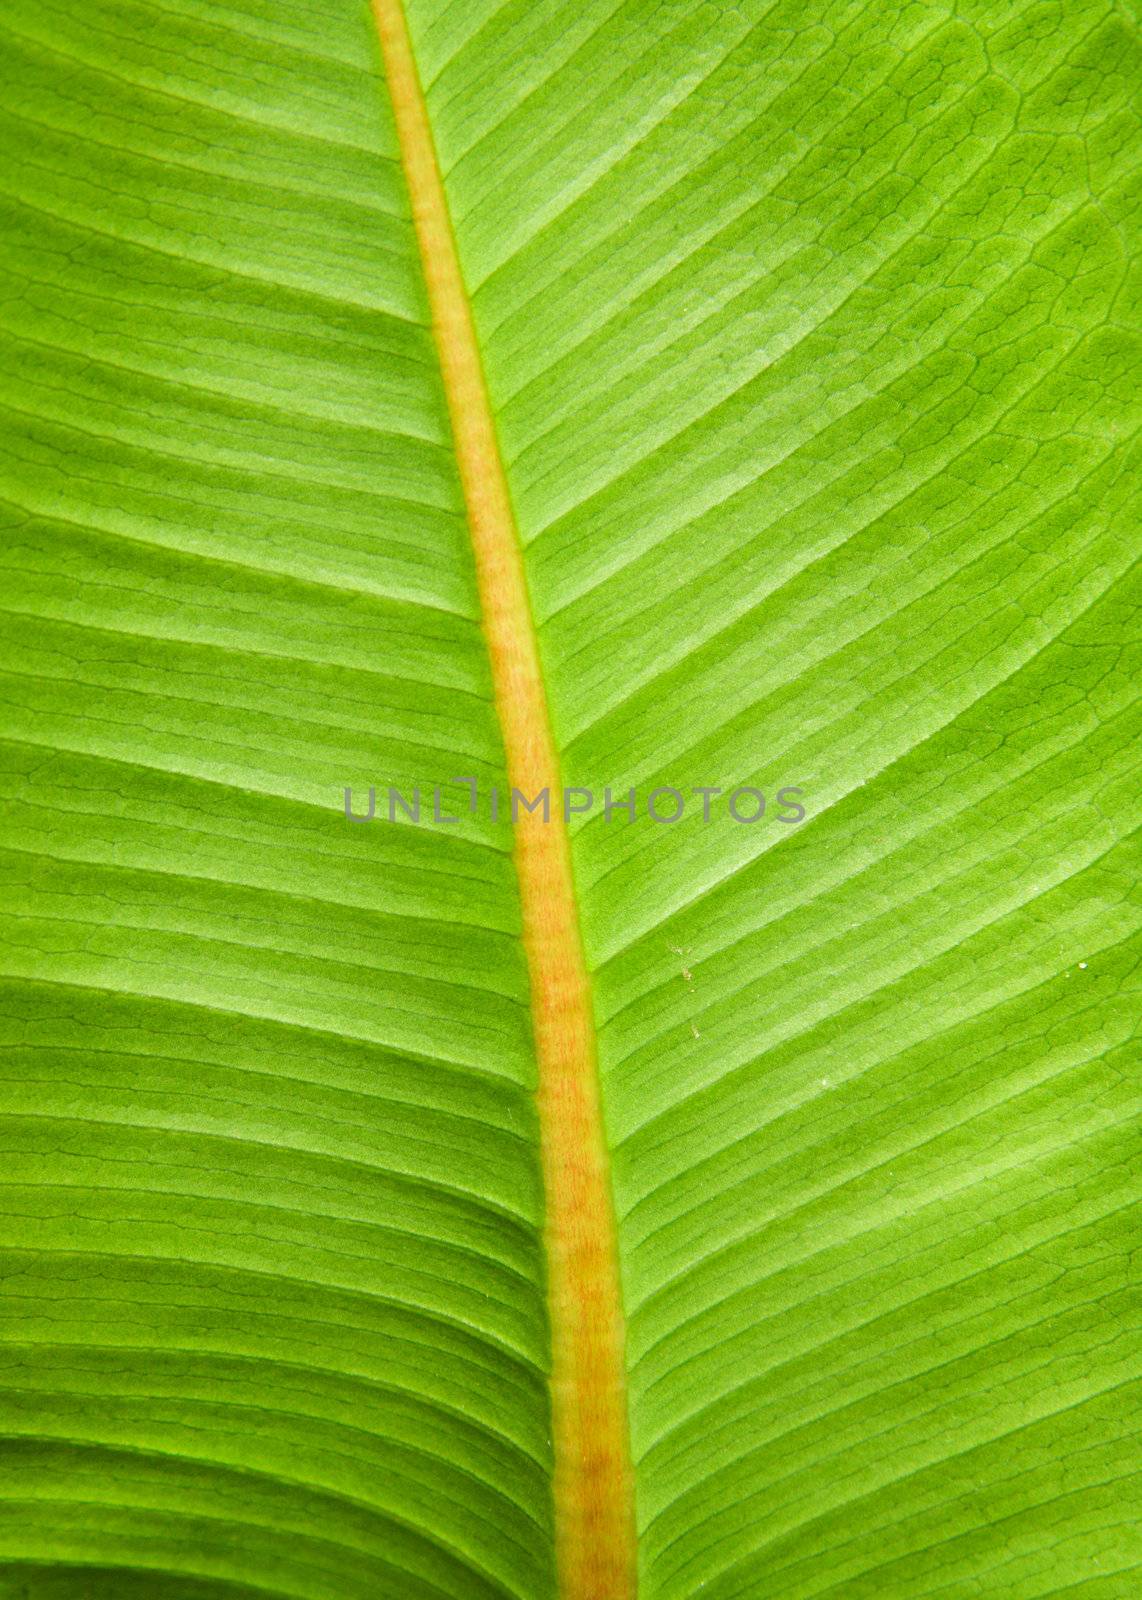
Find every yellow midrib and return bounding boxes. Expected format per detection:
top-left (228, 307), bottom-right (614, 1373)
top-left (368, 4), bottom-right (636, 1596)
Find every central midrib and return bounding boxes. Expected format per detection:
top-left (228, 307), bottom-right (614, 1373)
top-left (368, 4), bottom-right (637, 1597)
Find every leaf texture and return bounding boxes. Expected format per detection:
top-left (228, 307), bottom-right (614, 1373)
top-left (409, 0), bottom-right (1142, 1593)
top-left (0, 4), bottom-right (551, 1597)
top-left (2, 1), bottom-right (1140, 1598)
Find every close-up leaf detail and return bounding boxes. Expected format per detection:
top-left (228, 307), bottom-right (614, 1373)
top-left (0, 2), bottom-right (1138, 1598)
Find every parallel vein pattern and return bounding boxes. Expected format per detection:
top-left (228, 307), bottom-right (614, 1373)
top-left (2, 1), bottom-right (1139, 1598)
top-left (405, 0), bottom-right (1141, 1595)
top-left (0, 4), bottom-right (553, 1597)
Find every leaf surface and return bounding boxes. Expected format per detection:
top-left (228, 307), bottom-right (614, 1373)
top-left (1, 2), bottom-right (1139, 1598)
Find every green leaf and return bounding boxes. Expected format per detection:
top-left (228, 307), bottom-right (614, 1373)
top-left (1, 2), bottom-right (1138, 1598)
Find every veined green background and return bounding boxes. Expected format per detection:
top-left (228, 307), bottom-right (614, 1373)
top-left (0, 2), bottom-right (1138, 1598)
